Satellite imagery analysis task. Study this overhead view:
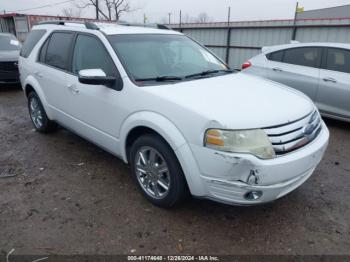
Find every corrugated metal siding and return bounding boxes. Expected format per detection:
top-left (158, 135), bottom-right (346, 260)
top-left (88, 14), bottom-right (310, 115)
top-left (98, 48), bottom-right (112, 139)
top-left (296, 27), bottom-right (350, 43)
top-left (207, 47), bottom-right (226, 61)
top-left (230, 28), bottom-right (293, 46)
top-left (229, 48), bottom-right (261, 69)
top-left (175, 18), bottom-right (350, 69)
top-left (182, 28), bottom-right (227, 45)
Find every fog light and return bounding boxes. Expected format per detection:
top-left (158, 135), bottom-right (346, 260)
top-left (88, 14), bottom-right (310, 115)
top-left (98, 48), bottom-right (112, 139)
top-left (244, 191), bottom-right (263, 201)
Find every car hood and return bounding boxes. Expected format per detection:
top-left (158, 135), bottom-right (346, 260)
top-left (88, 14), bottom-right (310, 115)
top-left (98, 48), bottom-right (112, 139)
top-left (144, 73), bottom-right (314, 129)
top-left (0, 50), bottom-right (20, 62)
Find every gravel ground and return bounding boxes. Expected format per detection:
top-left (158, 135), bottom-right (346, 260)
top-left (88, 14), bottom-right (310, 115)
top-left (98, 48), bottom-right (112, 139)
top-left (0, 86), bottom-right (350, 256)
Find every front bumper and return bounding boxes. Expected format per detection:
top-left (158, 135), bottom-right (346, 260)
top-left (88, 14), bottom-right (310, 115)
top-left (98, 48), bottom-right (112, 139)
top-left (188, 122), bottom-right (329, 205)
top-left (0, 71), bottom-right (20, 84)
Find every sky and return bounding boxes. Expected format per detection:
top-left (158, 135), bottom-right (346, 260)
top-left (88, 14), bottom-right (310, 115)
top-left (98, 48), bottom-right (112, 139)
top-left (1, 0), bottom-right (350, 23)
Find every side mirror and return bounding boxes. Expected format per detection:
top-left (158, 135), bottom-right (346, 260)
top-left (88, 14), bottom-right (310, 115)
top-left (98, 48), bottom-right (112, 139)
top-left (78, 69), bottom-right (116, 86)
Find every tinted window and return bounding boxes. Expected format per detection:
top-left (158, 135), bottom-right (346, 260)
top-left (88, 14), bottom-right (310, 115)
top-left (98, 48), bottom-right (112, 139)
top-left (267, 50), bottom-right (284, 62)
top-left (38, 38), bottom-right (49, 63)
top-left (325, 48), bottom-right (350, 74)
top-left (46, 32), bottom-right (74, 70)
top-left (0, 34), bottom-right (21, 51)
top-left (72, 34), bottom-right (117, 76)
top-left (20, 30), bottom-right (46, 58)
top-left (283, 47), bottom-right (321, 68)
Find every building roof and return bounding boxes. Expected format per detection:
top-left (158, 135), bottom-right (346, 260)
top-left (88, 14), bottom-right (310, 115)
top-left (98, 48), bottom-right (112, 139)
top-left (297, 4), bottom-right (350, 20)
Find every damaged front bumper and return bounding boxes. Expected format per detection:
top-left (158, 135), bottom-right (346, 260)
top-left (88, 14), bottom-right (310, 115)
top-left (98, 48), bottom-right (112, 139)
top-left (188, 122), bottom-right (329, 205)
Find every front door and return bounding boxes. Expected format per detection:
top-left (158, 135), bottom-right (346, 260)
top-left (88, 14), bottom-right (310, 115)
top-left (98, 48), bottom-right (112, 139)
top-left (266, 47), bottom-right (322, 100)
top-left (64, 33), bottom-right (126, 154)
top-left (317, 47), bottom-right (350, 120)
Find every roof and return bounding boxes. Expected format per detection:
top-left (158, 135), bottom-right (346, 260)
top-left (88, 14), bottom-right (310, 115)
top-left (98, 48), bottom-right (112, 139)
top-left (297, 4), bottom-right (350, 20)
top-left (262, 42), bottom-right (350, 53)
top-left (33, 22), bottom-right (182, 36)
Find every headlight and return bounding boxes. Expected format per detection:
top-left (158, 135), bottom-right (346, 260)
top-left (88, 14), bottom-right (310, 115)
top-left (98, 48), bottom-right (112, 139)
top-left (204, 129), bottom-right (276, 159)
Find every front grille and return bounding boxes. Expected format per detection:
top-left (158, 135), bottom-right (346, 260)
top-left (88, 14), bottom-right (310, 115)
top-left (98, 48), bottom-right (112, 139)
top-left (264, 111), bottom-right (322, 156)
top-left (0, 61), bottom-right (18, 72)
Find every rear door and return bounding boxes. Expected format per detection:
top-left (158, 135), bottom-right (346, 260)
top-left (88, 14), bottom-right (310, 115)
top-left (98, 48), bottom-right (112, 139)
top-left (36, 31), bottom-right (75, 121)
top-left (266, 47), bottom-right (322, 100)
top-left (317, 47), bottom-right (350, 120)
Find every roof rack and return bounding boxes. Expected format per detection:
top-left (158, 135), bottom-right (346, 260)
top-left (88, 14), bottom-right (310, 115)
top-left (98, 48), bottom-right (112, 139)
top-left (37, 20), bottom-right (100, 30)
top-left (117, 22), bottom-right (171, 30)
top-left (37, 20), bottom-right (171, 31)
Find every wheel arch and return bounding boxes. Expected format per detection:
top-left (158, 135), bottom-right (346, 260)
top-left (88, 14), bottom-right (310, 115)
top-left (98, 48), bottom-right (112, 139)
top-left (120, 111), bottom-right (187, 163)
top-left (119, 111), bottom-right (207, 196)
top-left (24, 76), bottom-right (53, 119)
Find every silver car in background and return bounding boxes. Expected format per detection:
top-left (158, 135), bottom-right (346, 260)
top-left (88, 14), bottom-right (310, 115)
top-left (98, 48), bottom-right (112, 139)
top-left (241, 43), bottom-right (350, 122)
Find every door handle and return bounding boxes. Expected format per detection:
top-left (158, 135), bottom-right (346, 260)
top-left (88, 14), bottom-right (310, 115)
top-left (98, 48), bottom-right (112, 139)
top-left (323, 77), bottom-right (337, 83)
top-left (34, 71), bottom-right (43, 79)
top-left (66, 84), bottom-right (79, 94)
top-left (272, 67), bottom-right (283, 72)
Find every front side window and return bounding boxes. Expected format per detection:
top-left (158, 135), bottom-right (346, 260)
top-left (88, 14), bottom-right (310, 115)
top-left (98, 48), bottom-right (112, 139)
top-left (283, 47), bottom-right (321, 68)
top-left (45, 32), bottom-right (74, 70)
top-left (325, 48), bottom-right (350, 74)
top-left (108, 34), bottom-right (229, 84)
top-left (20, 30), bottom-right (46, 58)
top-left (0, 34), bottom-right (21, 51)
top-left (72, 34), bottom-right (117, 76)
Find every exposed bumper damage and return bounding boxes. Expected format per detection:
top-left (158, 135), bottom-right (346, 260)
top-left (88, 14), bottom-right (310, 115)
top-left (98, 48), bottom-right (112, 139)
top-left (190, 122), bottom-right (329, 205)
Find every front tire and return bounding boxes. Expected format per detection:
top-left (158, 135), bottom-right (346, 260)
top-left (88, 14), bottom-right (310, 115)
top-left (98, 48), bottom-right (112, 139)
top-left (130, 134), bottom-right (187, 208)
top-left (28, 92), bottom-right (57, 133)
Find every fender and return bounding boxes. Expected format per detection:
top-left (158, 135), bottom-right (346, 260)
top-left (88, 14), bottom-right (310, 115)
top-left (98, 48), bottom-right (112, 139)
top-left (120, 111), bottom-right (187, 162)
top-left (119, 111), bottom-right (207, 196)
top-left (24, 75), bottom-right (54, 119)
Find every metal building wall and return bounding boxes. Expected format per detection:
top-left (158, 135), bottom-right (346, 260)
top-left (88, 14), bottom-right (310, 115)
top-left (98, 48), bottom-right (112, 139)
top-left (175, 18), bottom-right (350, 69)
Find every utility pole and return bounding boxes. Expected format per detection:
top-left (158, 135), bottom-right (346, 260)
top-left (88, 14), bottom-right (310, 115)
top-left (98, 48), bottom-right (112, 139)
top-left (168, 13), bottom-right (171, 25)
top-left (179, 10), bottom-right (182, 29)
top-left (225, 6), bottom-right (231, 65)
top-left (292, 1), bottom-right (299, 40)
top-left (96, 0), bottom-right (99, 20)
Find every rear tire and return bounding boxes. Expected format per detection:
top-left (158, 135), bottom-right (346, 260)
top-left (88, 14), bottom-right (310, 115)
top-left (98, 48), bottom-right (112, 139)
top-left (130, 134), bottom-right (187, 208)
top-left (28, 92), bottom-right (57, 133)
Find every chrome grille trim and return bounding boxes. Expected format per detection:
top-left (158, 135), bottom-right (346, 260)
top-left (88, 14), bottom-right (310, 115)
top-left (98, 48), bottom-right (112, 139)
top-left (264, 111), bottom-right (322, 156)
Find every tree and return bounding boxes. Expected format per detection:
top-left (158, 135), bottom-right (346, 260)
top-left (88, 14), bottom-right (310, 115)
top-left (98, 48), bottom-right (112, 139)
top-left (77, 0), bottom-right (110, 20)
top-left (62, 7), bottom-right (83, 18)
top-left (196, 12), bottom-right (210, 23)
top-left (77, 0), bottom-right (133, 21)
top-left (109, 0), bottom-right (131, 21)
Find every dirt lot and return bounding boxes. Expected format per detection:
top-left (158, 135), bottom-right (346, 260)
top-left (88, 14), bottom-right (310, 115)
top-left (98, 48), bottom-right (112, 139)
top-left (0, 86), bottom-right (350, 256)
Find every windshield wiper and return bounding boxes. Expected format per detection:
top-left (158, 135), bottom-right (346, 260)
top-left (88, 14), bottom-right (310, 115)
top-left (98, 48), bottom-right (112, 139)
top-left (135, 76), bottom-right (183, 82)
top-left (185, 69), bottom-right (233, 79)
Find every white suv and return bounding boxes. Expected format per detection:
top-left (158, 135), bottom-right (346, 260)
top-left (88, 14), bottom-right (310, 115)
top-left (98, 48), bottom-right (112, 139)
top-left (19, 21), bottom-right (329, 207)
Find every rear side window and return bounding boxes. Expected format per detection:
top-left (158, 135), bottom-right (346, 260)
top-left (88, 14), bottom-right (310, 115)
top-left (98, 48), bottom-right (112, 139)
top-left (45, 32), bottom-right (74, 70)
top-left (283, 47), bottom-right (321, 68)
top-left (267, 50), bottom-right (284, 62)
top-left (20, 30), bottom-right (46, 58)
top-left (325, 48), bottom-right (350, 74)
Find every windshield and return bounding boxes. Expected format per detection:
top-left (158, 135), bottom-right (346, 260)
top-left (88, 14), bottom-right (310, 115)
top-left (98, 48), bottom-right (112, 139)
top-left (108, 34), bottom-right (230, 84)
top-left (0, 35), bottom-right (21, 51)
